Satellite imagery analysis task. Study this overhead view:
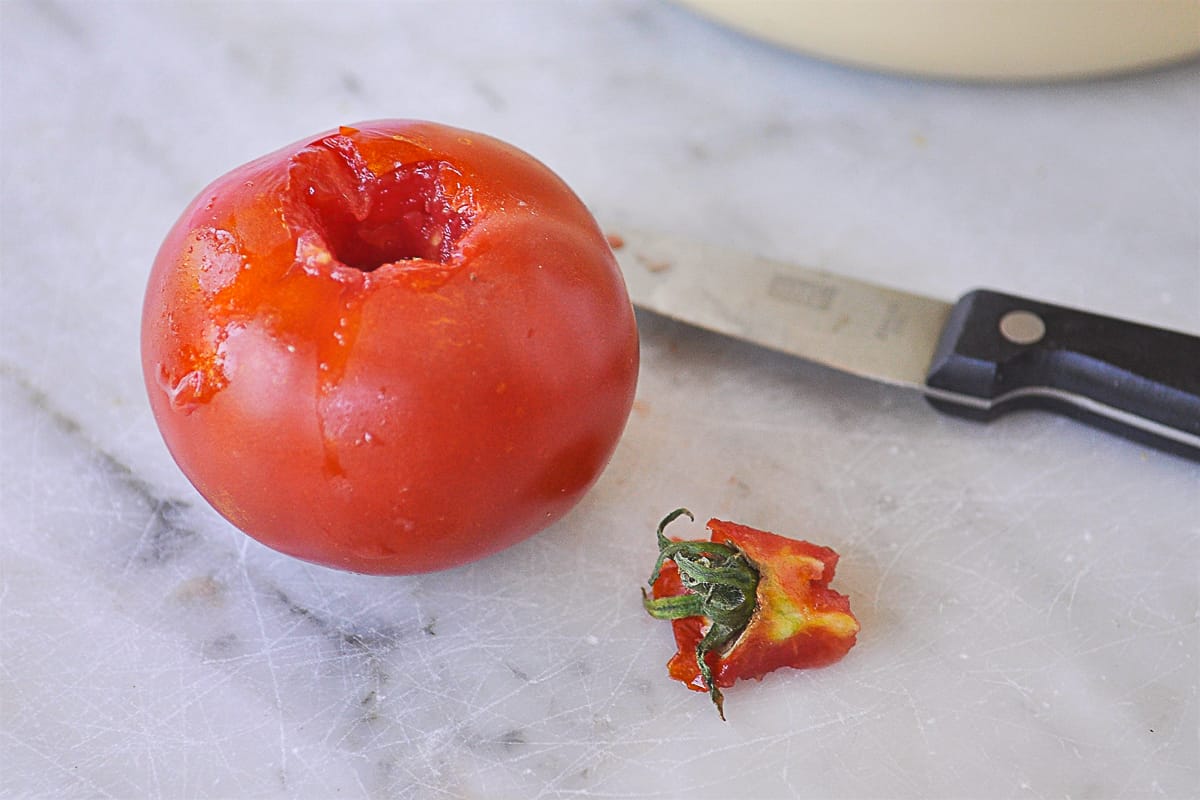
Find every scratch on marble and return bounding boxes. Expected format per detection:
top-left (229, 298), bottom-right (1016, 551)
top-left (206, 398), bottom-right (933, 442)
top-left (238, 562), bottom-right (292, 791)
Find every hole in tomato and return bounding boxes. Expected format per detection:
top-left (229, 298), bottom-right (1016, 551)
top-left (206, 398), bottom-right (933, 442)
top-left (290, 140), bottom-right (475, 272)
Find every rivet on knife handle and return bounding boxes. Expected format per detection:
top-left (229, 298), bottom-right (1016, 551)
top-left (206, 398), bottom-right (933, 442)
top-left (924, 289), bottom-right (1200, 459)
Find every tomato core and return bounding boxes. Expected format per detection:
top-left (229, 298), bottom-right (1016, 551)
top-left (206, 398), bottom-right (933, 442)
top-left (314, 162), bottom-right (473, 270)
top-left (289, 135), bottom-right (475, 271)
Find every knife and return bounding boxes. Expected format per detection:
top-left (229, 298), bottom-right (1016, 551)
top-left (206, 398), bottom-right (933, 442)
top-left (610, 228), bottom-right (1200, 460)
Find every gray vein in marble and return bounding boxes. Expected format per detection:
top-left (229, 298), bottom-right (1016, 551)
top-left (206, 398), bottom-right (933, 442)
top-left (2, 367), bottom-right (425, 763)
top-left (2, 363), bottom-right (201, 565)
top-left (24, 0), bottom-right (90, 45)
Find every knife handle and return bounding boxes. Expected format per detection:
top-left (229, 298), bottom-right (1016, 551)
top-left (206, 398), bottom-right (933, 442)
top-left (924, 289), bottom-right (1200, 459)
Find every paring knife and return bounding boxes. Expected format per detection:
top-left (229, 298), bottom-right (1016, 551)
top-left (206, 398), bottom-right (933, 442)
top-left (610, 229), bottom-right (1200, 460)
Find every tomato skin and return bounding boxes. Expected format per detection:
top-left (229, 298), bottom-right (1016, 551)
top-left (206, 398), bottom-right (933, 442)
top-left (141, 121), bottom-right (639, 574)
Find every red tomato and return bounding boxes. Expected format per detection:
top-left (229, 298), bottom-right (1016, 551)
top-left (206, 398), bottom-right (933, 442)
top-left (141, 121), bottom-right (639, 574)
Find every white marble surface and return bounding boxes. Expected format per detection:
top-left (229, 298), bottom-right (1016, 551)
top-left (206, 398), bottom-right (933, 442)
top-left (2, 1), bottom-right (1198, 797)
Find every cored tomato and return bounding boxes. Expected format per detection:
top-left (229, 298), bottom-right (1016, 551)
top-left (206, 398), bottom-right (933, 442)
top-left (141, 120), bottom-right (639, 574)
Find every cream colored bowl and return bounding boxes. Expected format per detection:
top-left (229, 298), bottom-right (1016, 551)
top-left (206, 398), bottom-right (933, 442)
top-left (677, 0), bottom-right (1200, 81)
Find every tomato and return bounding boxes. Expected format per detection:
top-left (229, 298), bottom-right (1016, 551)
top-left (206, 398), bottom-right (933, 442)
top-left (141, 120), bottom-right (639, 574)
top-left (644, 510), bottom-right (859, 719)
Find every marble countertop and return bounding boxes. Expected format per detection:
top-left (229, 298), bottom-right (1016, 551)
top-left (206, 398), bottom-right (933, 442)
top-left (2, 1), bottom-right (1197, 797)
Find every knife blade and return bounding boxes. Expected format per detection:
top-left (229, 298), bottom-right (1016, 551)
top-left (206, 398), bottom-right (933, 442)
top-left (610, 228), bottom-right (1200, 460)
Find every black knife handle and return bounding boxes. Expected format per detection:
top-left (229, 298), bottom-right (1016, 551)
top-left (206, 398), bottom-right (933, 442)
top-left (925, 289), bottom-right (1200, 459)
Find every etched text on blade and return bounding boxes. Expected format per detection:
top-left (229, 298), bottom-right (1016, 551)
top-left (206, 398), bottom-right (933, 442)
top-left (612, 228), bottom-right (953, 389)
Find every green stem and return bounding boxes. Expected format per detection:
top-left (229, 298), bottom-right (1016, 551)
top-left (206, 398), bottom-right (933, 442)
top-left (641, 589), bottom-right (705, 620)
top-left (644, 508), bottom-right (760, 720)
